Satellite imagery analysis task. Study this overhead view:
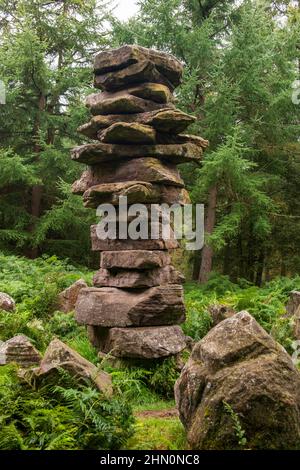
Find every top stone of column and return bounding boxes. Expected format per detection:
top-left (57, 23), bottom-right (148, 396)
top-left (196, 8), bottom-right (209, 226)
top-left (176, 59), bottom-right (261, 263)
top-left (94, 45), bottom-right (183, 92)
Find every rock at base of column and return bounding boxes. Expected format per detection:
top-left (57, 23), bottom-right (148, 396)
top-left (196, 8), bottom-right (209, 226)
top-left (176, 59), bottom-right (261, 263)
top-left (75, 285), bottom-right (186, 327)
top-left (88, 325), bottom-right (187, 359)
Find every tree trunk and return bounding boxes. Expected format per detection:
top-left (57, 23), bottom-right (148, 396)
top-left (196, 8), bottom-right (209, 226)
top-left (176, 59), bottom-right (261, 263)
top-left (198, 185), bottom-right (218, 283)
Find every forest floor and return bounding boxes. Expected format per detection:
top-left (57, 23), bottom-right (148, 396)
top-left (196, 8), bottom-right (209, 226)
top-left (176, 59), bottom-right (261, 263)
top-left (0, 252), bottom-right (299, 450)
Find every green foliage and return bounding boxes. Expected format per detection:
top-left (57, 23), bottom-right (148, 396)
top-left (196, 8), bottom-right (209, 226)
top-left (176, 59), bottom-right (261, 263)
top-left (0, 365), bottom-right (134, 450)
top-left (223, 401), bottom-right (247, 448)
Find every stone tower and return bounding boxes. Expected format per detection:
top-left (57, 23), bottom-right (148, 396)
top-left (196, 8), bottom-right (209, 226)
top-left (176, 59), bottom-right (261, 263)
top-left (71, 45), bottom-right (207, 360)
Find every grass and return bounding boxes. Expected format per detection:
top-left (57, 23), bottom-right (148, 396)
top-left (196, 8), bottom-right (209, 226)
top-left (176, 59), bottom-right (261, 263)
top-left (126, 416), bottom-right (186, 450)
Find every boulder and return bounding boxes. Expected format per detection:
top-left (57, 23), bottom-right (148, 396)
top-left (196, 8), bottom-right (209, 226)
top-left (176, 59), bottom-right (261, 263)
top-left (208, 303), bottom-right (236, 326)
top-left (86, 90), bottom-right (171, 115)
top-left (72, 158), bottom-right (184, 195)
top-left (71, 142), bottom-right (203, 165)
top-left (75, 285), bottom-right (185, 327)
top-left (90, 224), bottom-right (179, 251)
top-left (94, 45), bottom-right (183, 89)
top-left (34, 338), bottom-right (112, 396)
top-left (89, 325), bottom-right (187, 359)
top-left (58, 279), bottom-right (88, 313)
top-left (99, 122), bottom-right (156, 144)
top-left (0, 335), bottom-right (41, 367)
top-left (83, 181), bottom-right (190, 207)
top-left (175, 311), bottom-right (300, 450)
top-left (77, 109), bottom-right (196, 139)
top-left (100, 250), bottom-right (171, 270)
top-left (93, 265), bottom-right (184, 288)
top-left (0, 292), bottom-right (16, 312)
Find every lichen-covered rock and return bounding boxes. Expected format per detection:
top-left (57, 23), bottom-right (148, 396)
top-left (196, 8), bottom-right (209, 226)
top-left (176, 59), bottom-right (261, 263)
top-left (100, 250), bottom-right (171, 270)
top-left (86, 90), bottom-right (171, 115)
top-left (71, 142), bottom-right (203, 165)
top-left (0, 292), bottom-right (16, 312)
top-left (94, 45), bottom-right (183, 90)
top-left (58, 279), bottom-right (88, 313)
top-left (0, 335), bottom-right (41, 367)
top-left (34, 338), bottom-right (112, 396)
top-left (83, 181), bottom-right (190, 207)
top-left (89, 325), bottom-right (187, 359)
top-left (175, 311), bottom-right (300, 450)
top-left (208, 303), bottom-right (236, 326)
top-left (93, 265), bottom-right (184, 288)
top-left (75, 285), bottom-right (185, 327)
top-left (286, 291), bottom-right (300, 340)
top-left (99, 122), bottom-right (156, 144)
top-left (72, 158), bottom-right (184, 195)
top-left (77, 109), bottom-right (196, 139)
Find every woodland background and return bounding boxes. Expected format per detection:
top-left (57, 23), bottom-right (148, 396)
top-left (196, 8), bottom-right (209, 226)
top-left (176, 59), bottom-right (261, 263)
top-left (0, 0), bottom-right (299, 284)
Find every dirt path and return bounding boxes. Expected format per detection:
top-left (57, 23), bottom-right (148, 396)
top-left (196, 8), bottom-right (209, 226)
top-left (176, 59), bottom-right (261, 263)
top-left (135, 408), bottom-right (179, 419)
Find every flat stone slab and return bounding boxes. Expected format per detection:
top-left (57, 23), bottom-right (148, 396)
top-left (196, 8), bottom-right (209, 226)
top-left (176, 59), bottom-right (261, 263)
top-left (100, 250), bottom-right (171, 270)
top-left (72, 158), bottom-right (184, 195)
top-left (93, 265), bottom-right (184, 288)
top-left (89, 325), bottom-right (187, 359)
top-left (126, 82), bottom-right (173, 103)
top-left (78, 109), bottom-right (196, 139)
top-left (94, 45), bottom-right (183, 90)
top-left (86, 90), bottom-right (171, 115)
top-left (0, 335), bottom-right (41, 367)
top-left (83, 181), bottom-right (190, 207)
top-left (99, 122), bottom-right (156, 144)
top-left (90, 224), bottom-right (179, 251)
top-left (75, 285), bottom-right (185, 327)
top-left (71, 142), bottom-right (203, 165)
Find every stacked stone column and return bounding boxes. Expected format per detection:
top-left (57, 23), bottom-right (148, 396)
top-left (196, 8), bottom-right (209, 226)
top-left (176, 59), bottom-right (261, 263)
top-left (71, 45), bottom-right (208, 360)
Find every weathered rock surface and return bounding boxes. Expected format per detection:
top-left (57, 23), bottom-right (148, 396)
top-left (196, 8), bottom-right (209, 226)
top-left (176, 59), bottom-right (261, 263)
top-left (175, 311), bottom-right (300, 450)
top-left (208, 304), bottom-right (236, 326)
top-left (83, 181), bottom-right (190, 207)
top-left (78, 109), bottom-right (196, 139)
top-left (0, 335), bottom-right (41, 367)
top-left (94, 60), bottom-right (175, 92)
top-left (126, 82), bottom-right (173, 103)
top-left (100, 250), bottom-right (171, 270)
top-left (72, 158), bottom-right (184, 195)
top-left (0, 292), bottom-right (16, 312)
top-left (99, 122), bottom-right (156, 144)
top-left (93, 265), bottom-right (184, 288)
top-left (71, 142), bottom-right (203, 165)
top-left (286, 291), bottom-right (300, 316)
top-left (58, 279), bottom-right (88, 313)
top-left (89, 325), bottom-right (187, 359)
top-left (90, 225), bottom-right (179, 251)
top-left (34, 338), bottom-right (112, 396)
top-left (286, 291), bottom-right (300, 340)
top-left (94, 45), bottom-right (183, 89)
top-left (86, 90), bottom-right (171, 116)
top-left (75, 285), bottom-right (185, 327)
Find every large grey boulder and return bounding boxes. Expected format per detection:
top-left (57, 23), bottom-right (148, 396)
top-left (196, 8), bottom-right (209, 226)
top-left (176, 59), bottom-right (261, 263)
top-left (175, 311), bottom-right (300, 450)
top-left (34, 338), bottom-right (112, 396)
top-left (0, 335), bottom-right (41, 367)
top-left (0, 292), bottom-right (16, 312)
top-left (75, 285), bottom-right (185, 327)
